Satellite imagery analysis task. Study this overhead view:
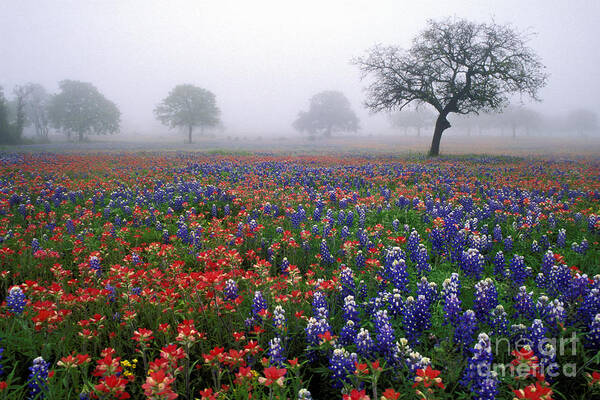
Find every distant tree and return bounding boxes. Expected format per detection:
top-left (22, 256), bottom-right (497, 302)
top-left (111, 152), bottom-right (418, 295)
top-left (0, 86), bottom-right (28, 144)
top-left (11, 85), bottom-right (34, 142)
top-left (389, 107), bottom-right (435, 136)
top-left (48, 80), bottom-right (120, 142)
top-left (293, 91), bottom-right (359, 137)
top-left (0, 88), bottom-right (12, 144)
top-left (566, 108), bottom-right (598, 136)
top-left (498, 106), bottom-right (543, 138)
top-left (154, 84), bottom-right (220, 143)
top-left (354, 18), bottom-right (547, 156)
top-left (19, 83), bottom-right (51, 137)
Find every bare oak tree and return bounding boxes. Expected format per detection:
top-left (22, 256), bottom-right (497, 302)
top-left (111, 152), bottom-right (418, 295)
top-left (353, 18), bottom-right (547, 156)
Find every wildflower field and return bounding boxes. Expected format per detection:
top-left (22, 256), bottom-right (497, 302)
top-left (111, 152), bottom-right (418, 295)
top-left (0, 152), bottom-right (599, 400)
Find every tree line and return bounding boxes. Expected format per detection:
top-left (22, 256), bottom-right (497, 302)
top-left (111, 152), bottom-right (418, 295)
top-left (388, 106), bottom-right (598, 138)
top-left (6, 18), bottom-right (599, 154)
top-left (0, 81), bottom-right (222, 145)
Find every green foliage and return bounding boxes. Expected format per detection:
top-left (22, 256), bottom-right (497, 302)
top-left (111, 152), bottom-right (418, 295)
top-left (154, 84), bottom-right (220, 142)
top-left (48, 80), bottom-right (120, 142)
top-left (0, 87), bottom-right (25, 145)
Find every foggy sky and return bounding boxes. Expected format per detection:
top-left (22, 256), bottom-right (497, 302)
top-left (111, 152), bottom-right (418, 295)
top-left (1, 0), bottom-right (599, 136)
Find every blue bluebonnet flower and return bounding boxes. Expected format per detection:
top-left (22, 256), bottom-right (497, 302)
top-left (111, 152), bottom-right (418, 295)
top-left (556, 228), bottom-right (566, 247)
top-left (513, 286), bottom-right (536, 320)
top-left (374, 309), bottom-right (395, 356)
top-left (509, 255), bottom-right (531, 286)
top-left (131, 252), bottom-right (141, 265)
top-left (588, 214), bottom-right (598, 233)
top-left (162, 229), bottom-right (170, 244)
top-left (280, 257), bottom-right (290, 275)
top-left (269, 337), bottom-right (286, 366)
top-left (407, 229), bottom-right (421, 262)
top-left (539, 342), bottom-right (558, 382)
top-left (339, 320), bottom-right (357, 346)
top-left (312, 291), bottom-right (329, 319)
top-left (319, 240), bottom-right (335, 265)
top-left (357, 280), bottom-right (367, 301)
top-left (416, 277), bottom-right (438, 305)
top-left (541, 251), bottom-right (555, 277)
top-left (388, 289), bottom-right (404, 318)
top-left (580, 288), bottom-right (600, 325)
top-left (342, 295), bottom-right (360, 323)
top-left (89, 256), bottom-right (101, 276)
top-left (415, 244), bottom-right (431, 275)
top-left (546, 264), bottom-right (571, 299)
top-left (355, 328), bottom-right (375, 358)
top-left (339, 266), bottom-right (355, 298)
top-left (305, 316), bottom-right (331, 357)
top-left (7, 286), bottom-right (26, 315)
top-left (537, 297), bottom-right (566, 330)
top-left (176, 221), bottom-right (189, 243)
top-left (586, 313), bottom-right (600, 350)
top-left (31, 238), bottom-right (40, 253)
top-left (224, 279), bottom-right (238, 300)
top-left (510, 324), bottom-right (528, 349)
top-left (252, 291), bottom-right (268, 319)
top-left (355, 250), bottom-right (365, 269)
top-left (105, 284), bottom-right (116, 303)
top-left (28, 356), bottom-right (50, 399)
top-left (504, 235), bottom-right (513, 252)
top-left (460, 248), bottom-right (484, 280)
top-left (444, 293), bottom-right (462, 326)
top-left (473, 279), bottom-right (498, 323)
top-left (527, 319), bottom-right (547, 356)
top-left (328, 347), bottom-right (357, 388)
top-left (441, 273), bottom-right (461, 298)
top-left (389, 258), bottom-right (410, 293)
top-left (530, 240), bottom-right (540, 253)
top-left (492, 225), bottom-right (502, 242)
top-left (489, 305), bottom-right (509, 337)
top-left (461, 333), bottom-right (498, 400)
top-left (403, 295), bottom-right (431, 345)
top-left (273, 305), bottom-right (287, 332)
top-left (454, 310), bottom-right (479, 350)
top-left (493, 251), bottom-right (505, 278)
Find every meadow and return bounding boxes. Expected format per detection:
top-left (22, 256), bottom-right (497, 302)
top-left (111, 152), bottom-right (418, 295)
top-left (0, 152), bottom-right (598, 399)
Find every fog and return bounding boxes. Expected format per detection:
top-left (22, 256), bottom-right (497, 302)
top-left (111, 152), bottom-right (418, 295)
top-left (1, 0), bottom-right (599, 138)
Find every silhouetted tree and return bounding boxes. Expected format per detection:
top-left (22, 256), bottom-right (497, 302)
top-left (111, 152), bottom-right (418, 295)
top-left (48, 80), bottom-right (120, 142)
top-left (566, 108), bottom-right (598, 136)
top-left (154, 84), bottom-right (220, 143)
top-left (293, 91), bottom-right (359, 137)
top-left (354, 18), bottom-right (547, 156)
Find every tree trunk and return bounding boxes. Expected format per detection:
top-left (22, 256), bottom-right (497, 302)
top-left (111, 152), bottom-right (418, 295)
top-left (78, 131), bottom-right (83, 142)
top-left (188, 125), bottom-right (193, 143)
top-left (417, 126), bottom-right (421, 137)
top-left (428, 113), bottom-right (450, 157)
top-left (512, 124), bottom-right (516, 140)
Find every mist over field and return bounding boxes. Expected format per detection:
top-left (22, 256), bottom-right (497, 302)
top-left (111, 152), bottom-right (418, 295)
top-left (1, 0), bottom-right (599, 152)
